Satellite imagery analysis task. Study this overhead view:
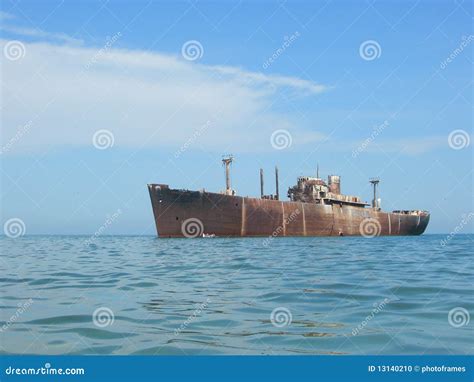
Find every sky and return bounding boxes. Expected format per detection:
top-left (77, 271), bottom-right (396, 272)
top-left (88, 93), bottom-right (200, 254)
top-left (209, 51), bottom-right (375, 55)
top-left (0, 0), bottom-right (472, 235)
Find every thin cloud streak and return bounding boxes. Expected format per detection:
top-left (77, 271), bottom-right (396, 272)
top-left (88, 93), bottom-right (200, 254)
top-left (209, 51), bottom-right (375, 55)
top-left (1, 24), bottom-right (83, 45)
top-left (0, 11), bottom-right (83, 45)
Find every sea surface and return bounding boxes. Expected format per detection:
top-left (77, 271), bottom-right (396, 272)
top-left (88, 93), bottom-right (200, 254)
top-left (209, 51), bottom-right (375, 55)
top-left (1, 234), bottom-right (472, 355)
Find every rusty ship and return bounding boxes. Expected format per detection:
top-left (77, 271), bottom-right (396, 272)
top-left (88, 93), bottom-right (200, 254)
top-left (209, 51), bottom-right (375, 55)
top-left (148, 156), bottom-right (430, 238)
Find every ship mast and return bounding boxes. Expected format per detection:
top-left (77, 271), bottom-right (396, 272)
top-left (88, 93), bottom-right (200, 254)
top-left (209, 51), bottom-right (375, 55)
top-left (222, 155), bottom-right (234, 195)
top-left (275, 166), bottom-right (279, 201)
top-left (370, 178), bottom-right (380, 209)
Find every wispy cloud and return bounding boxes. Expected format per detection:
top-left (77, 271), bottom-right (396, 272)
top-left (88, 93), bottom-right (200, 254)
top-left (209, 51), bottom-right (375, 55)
top-left (0, 24), bottom-right (83, 45)
top-left (0, 11), bottom-right (15, 20)
top-left (211, 65), bottom-right (327, 95)
top-left (0, 12), bottom-right (82, 45)
top-left (1, 38), bottom-right (327, 154)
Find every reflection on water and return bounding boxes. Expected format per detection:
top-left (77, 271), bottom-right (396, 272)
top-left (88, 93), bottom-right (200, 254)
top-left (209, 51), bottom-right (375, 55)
top-left (0, 235), bottom-right (472, 355)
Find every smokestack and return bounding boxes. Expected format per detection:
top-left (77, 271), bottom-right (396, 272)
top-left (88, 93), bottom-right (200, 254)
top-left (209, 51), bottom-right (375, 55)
top-left (275, 166), bottom-right (279, 201)
top-left (260, 168), bottom-right (264, 198)
top-left (328, 175), bottom-right (341, 194)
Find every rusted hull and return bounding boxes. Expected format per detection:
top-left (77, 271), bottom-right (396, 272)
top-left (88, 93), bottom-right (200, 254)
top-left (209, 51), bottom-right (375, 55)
top-left (148, 184), bottom-right (430, 238)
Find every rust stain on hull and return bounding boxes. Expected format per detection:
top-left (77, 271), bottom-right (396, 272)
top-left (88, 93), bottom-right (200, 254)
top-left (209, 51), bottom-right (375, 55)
top-left (148, 185), bottom-right (430, 238)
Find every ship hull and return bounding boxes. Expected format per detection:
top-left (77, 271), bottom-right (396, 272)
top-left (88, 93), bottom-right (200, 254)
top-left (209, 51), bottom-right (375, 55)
top-left (148, 184), bottom-right (430, 238)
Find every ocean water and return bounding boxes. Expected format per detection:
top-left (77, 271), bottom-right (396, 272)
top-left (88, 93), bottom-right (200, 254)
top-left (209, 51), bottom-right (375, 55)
top-left (1, 234), bottom-right (472, 355)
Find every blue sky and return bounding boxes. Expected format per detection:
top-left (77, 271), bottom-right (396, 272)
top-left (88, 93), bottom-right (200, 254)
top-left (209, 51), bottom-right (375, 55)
top-left (1, 0), bottom-right (472, 235)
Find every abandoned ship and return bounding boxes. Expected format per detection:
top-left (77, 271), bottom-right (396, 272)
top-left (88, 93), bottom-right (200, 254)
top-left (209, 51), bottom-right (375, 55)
top-left (148, 156), bottom-right (430, 238)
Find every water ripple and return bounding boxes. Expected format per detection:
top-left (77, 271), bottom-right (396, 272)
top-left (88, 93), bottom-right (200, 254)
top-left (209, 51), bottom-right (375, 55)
top-left (0, 234), bottom-right (472, 355)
